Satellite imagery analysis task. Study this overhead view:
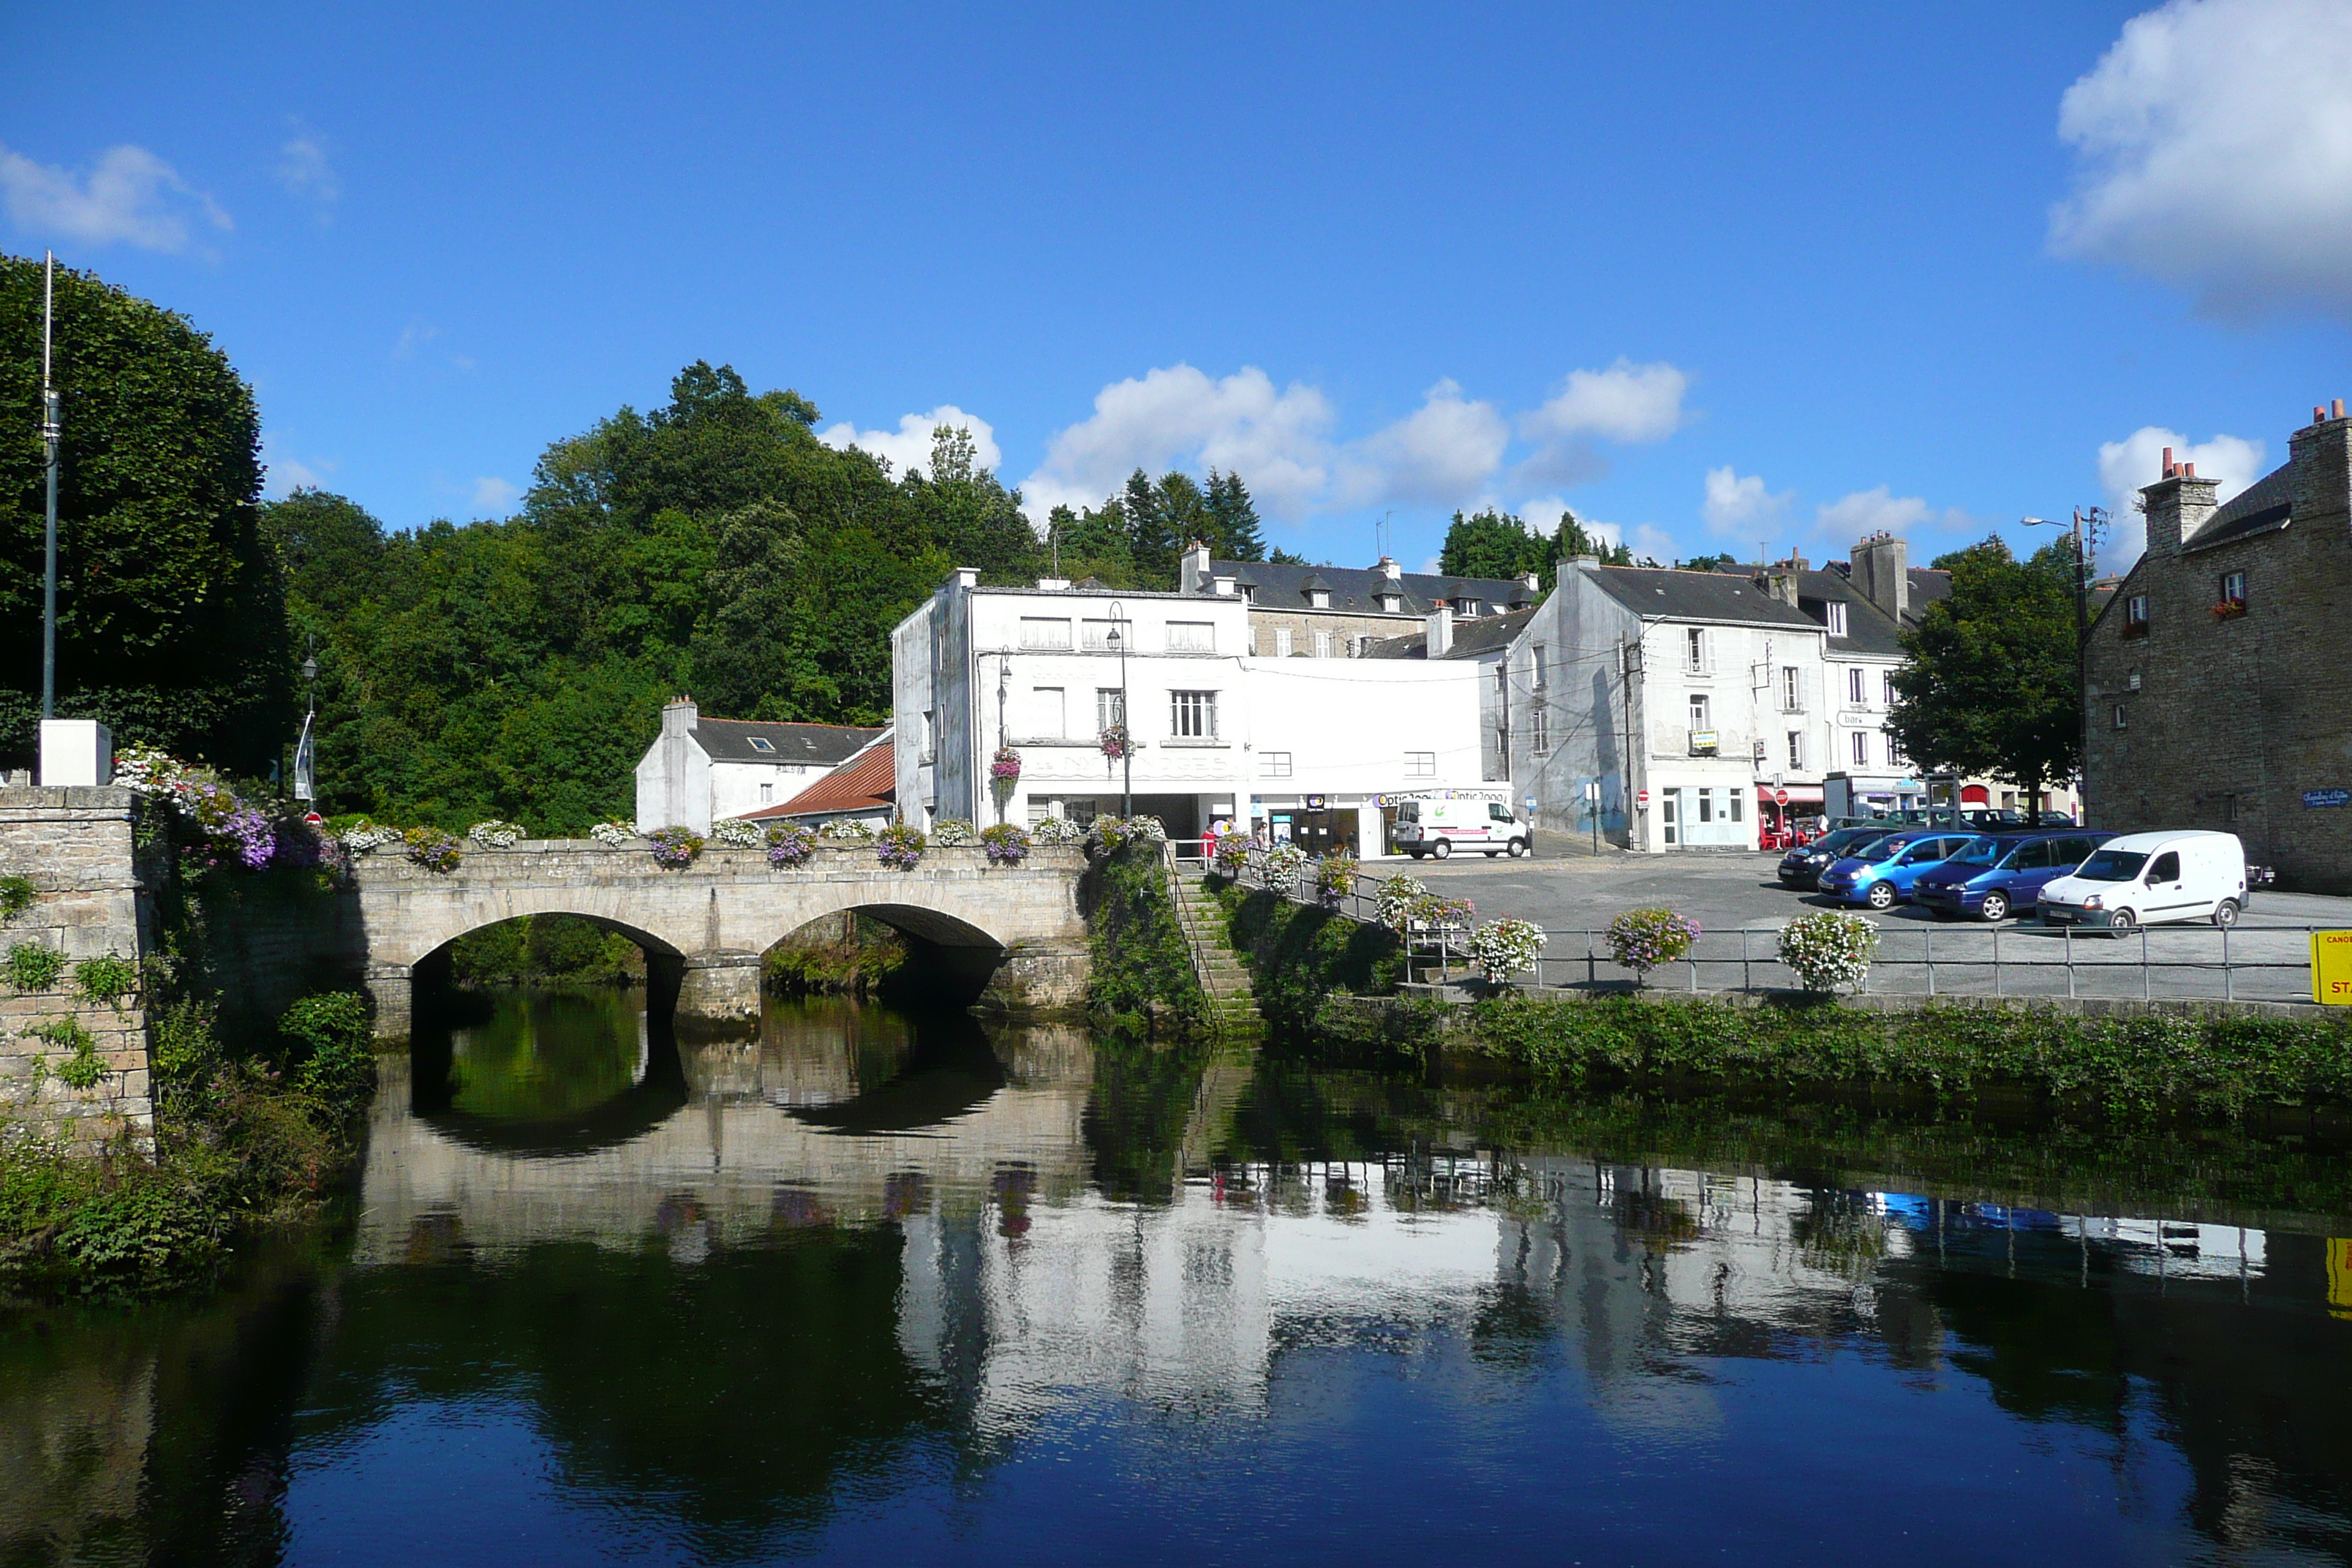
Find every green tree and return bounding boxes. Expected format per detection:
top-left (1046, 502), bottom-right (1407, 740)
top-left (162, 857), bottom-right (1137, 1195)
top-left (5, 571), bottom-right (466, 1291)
top-left (900, 424), bottom-right (1038, 584)
top-left (1885, 536), bottom-right (2082, 817)
top-left (1438, 508), bottom-right (1544, 580)
top-left (1205, 470), bottom-right (1266, 561)
top-left (0, 255), bottom-right (292, 771)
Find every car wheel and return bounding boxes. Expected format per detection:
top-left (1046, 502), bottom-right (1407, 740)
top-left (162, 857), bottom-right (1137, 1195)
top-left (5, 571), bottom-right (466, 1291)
top-left (1865, 882), bottom-right (1896, 911)
top-left (2107, 908), bottom-right (2136, 936)
top-left (1432, 839), bottom-right (1452, 859)
top-left (1508, 837), bottom-right (1529, 858)
top-left (2212, 898), bottom-right (2239, 929)
top-left (1979, 892), bottom-right (2009, 922)
top-left (1407, 849), bottom-right (1424, 861)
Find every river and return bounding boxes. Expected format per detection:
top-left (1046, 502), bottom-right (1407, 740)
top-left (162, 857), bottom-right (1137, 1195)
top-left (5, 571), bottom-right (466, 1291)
top-left (4, 987), bottom-right (2351, 1564)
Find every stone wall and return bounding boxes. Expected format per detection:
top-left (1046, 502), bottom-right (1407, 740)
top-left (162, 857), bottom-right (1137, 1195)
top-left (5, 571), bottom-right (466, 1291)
top-left (2084, 412), bottom-right (2352, 892)
top-left (0, 786), bottom-right (157, 1152)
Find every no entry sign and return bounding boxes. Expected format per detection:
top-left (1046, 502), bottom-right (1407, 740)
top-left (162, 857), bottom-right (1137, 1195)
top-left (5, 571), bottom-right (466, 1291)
top-left (1774, 788), bottom-right (1790, 804)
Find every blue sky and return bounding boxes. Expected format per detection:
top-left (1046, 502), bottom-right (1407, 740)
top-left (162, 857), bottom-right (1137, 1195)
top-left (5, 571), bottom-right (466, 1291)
top-left (4, 1), bottom-right (2348, 575)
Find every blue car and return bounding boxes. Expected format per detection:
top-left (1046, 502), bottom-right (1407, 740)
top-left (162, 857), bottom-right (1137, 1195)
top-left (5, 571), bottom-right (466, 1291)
top-left (1910, 830), bottom-right (2118, 922)
top-left (1812, 831), bottom-right (1977, 911)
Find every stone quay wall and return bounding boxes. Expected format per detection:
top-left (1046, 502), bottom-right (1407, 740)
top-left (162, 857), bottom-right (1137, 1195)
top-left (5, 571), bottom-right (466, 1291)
top-left (0, 786), bottom-right (157, 1153)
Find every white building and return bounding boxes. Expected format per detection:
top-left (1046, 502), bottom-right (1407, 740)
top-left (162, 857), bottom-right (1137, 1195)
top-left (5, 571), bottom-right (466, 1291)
top-left (633, 697), bottom-right (884, 834)
top-left (891, 569), bottom-right (1489, 850)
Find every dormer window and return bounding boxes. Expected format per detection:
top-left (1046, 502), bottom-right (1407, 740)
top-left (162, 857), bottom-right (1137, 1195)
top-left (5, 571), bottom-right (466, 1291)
top-left (1825, 602), bottom-right (1847, 637)
top-left (1376, 593), bottom-right (1401, 612)
top-left (1308, 589), bottom-right (1330, 608)
top-left (747, 737), bottom-right (775, 754)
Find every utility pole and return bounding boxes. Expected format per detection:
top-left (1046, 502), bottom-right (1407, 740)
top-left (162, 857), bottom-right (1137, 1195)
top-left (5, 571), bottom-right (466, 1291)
top-left (2023, 508), bottom-right (2104, 823)
top-left (40, 252), bottom-right (61, 720)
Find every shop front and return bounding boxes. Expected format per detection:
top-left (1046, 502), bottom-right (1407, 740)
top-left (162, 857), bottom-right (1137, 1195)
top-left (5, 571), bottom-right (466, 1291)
top-left (1254, 793), bottom-right (1368, 854)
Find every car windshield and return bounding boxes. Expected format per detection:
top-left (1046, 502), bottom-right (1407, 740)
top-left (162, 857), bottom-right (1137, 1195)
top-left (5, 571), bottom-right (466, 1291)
top-left (2074, 848), bottom-right (2147, 882)
top-left (1813, 829), bottom-right (1877, 855)
top-left (1853, 837), bottom-right (1910, 864)
top-left (1947, 837), bottom-right (2005, 868)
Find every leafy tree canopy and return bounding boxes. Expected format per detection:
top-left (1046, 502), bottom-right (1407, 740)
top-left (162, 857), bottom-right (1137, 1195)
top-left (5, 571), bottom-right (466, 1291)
top-left (1885, 535), bottom-right (2083, 813)
top-left (1439, 506), bottom-right (1632, 587)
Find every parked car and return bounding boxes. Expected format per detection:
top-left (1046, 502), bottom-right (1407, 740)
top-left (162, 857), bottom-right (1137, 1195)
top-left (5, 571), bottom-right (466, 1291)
top-left (1959, 809), bottom-right (2027, 830)
top-left (1776, 826), bottom-right (1897, 890)
top-left (1910, 830), bottom-right (2117, 921)
top-left (1393, 798), bottom-right (1530, 859)
top-left (1813, 832), bottom-right (1977, 911)
top-left (2036, 830), bottom-right (2250, 932)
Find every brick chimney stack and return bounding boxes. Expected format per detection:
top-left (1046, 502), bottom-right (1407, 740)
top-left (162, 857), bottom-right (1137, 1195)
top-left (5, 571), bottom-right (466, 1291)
top-left (2142, 445), bottom-right (2221, 556)
top-left (2288, 395), bottom-right (2352, 540)
top-left (1850, 532), bottom-right (1908, 623)
top-left (1424, 602), bottom-right (1454, 657)
top-left (1180, 539), bottom-right (1213, 593)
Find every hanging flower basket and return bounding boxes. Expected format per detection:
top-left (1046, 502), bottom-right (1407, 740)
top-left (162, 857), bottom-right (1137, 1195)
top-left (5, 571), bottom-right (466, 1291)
top-left (646, 826), bottom-right (704, 869)
top-left (403, 826), bottom-right (464, 874)
top-left (1098, 724), bottom-right (1135, 762)
top-left (990, 746), bottom-right (1023, 783)
top-left (980, 822), bottom-right (1030, 865)
top-left (876, 822), bottom-right (926, 870)
top-left (765, 823), bottom-right (816, 867)
top-left (1468, 918), bottom-right (1545, 984)
top-left (1605, 907), bottom-right (1700, 985)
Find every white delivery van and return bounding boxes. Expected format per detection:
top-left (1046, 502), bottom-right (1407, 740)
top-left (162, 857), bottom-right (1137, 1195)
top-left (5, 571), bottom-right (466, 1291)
top-left (1393, 798), bottom-right (1530, 859)
top-left (2035, 830), bottom-right (2249, 933)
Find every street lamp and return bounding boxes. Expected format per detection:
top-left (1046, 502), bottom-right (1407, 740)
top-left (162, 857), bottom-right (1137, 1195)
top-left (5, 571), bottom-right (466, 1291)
top-left (2021, 509), bottom-right (2105, 821)
top-left (1105, 600), bottom-right (1132, 818)
top-left (293, 652), bottom-right (320, 804)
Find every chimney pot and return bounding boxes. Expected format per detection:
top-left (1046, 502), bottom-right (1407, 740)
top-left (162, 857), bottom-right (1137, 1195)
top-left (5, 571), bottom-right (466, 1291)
top-left (2161, 446), bottom-right (2174, 477)
top-left (2335, 398), bottom-right (2346, 420)
top-left (2317, 406), bottom-right (2329, 424)
top-left (2182, 461), bottom-right (2195, 477)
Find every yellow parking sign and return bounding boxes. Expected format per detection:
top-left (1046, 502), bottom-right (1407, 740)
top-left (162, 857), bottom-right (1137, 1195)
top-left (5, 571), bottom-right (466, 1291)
top-left (2314, 932), bottom-right (2352, 1006)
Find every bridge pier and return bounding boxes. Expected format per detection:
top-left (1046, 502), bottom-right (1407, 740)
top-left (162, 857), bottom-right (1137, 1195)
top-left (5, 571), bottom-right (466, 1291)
top-left (365, 963), bottom-right (414, 1044)
top-left (975, 941), bottom-right (1090, 1016)
top-left (675, 951), bottom-right (764, 1029)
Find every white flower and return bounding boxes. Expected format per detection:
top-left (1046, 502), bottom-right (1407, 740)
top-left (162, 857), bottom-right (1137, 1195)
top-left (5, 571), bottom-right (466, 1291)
top-left (589, 821), bottom-right (638, 847)
top-left (1468, 917), bottom-right (1545, 982)
top-left (467, 820), bottom-right (523, 848)
top-left (1777, 912), bottom-right (1879, 992)
top-left (709, 818), bottom-right (764, 848)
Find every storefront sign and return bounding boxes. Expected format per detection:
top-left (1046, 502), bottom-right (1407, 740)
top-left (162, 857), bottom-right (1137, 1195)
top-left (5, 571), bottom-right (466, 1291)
top-left (1373, 788), bottom-right (1510, 807)
top-left (2315, 931), bottom-right (2352, 1006)
top-left (2305, 788), bottom-right (2351, 809)
top-left (1305, 794), bottom-right (1327, 810)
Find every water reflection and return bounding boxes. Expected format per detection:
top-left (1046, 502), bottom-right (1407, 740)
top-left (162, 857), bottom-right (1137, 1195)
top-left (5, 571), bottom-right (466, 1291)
top-left (4, 992), bottom-right (2351, 1565)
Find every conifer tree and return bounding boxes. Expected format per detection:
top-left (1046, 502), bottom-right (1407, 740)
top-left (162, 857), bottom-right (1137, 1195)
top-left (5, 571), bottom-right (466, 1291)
top-left (1205, 470), bottom-right (1266, 560)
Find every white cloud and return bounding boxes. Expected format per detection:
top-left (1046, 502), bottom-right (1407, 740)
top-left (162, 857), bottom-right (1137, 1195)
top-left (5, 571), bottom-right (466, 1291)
top-left (1817, 486), bottom-right (1938, 541)
top-left (392, 320), bottom-right (440, 361)
top-left (1700, 466), bottom-right (1794, 535)
top-left (276, 124), bottom-right (339, 216)
top-left (2050, 0), bottom-right (2352, 317)
top-left (471, 476), bottom-right (519, 513)
top-left (1521, 359), bottom-right (1690, 445)
top-left (260, 434), bottom-right (333, 499)
top-left (0, 143), bottom-right (230, 254)
top-left (1020, 364), bottom-right (1334, 520)
top-left (1338, 379), bottom-right (1509, 508)
top-left (2094, 425), bottom-right (2267, 565)
top-left (818, 405), bottom-right (1002, 478)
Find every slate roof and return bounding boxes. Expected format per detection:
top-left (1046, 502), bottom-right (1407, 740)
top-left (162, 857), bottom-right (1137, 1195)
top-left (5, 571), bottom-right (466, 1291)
top-left (1360, 607), bottom-right (1537, 660)
top-left (1584, 566), bottom-right (1825, 629)
top-left (695, 717), bottom-right (883, 768)
top-left (1795, 569), bottom-right (1907, 657)
top-left (1204, 558), bottom-right (1535, 616)
top-left (736, 734), bottom-right (895, 821)
top-left (2185, 461), bottom-right (2295, 553)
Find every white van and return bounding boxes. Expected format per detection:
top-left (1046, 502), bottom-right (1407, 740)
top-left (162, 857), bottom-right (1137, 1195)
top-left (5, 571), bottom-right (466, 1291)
top-left (1393, 798), bottom-right (1530, 859)
top-left (2035, 830), bottom-right (2249, 933)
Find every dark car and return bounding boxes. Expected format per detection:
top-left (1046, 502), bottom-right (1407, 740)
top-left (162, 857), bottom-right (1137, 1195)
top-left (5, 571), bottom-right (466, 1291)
top-left (1910, 830), bottom-right (2117, 921)
top-left (1961, 809), bottom-right (2030, 830)
top-left (1777, 826), bottom-right (1896, 890)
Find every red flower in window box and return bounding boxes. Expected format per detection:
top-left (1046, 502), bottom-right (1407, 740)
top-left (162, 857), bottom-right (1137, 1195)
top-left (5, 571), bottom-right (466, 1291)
top-left (2210, 599), bottom-right (2247, 621)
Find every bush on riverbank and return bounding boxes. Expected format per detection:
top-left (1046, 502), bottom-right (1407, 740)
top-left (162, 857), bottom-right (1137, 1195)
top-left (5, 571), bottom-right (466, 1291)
top-left (449, 914), bottom-right (645, 987)
top-left (764, 916), bottom-right (909, 997)
top-left (1214, 883), bottom-right (1404, 1033)
top-left (1079, 841), bottom-right (1203, 1035)
top-left (0, 990), bottom-right (378, 1300)
top-left (1459, 992), bottom-right (2352, 1117)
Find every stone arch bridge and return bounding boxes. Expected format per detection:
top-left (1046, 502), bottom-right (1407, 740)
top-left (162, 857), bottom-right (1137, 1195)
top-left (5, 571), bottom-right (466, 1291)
top-left (352, 841), bottom-right (1091, 1039)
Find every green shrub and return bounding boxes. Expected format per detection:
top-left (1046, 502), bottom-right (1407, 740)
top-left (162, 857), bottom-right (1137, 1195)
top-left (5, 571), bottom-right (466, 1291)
top-left (33, 1018), bottom-right (107, 1090)
top-left (1080, 843), bottom-right (1204, 1033)
top-left (73, 952), bottom-right (139, 1009)
top-left (278, 991), bottom-right (377, 1112)
top-left (0, 875), bottom-right (34, 921)
top-left (1218, 885), bottom-right (1403, 1033)
top-left (4, 941), bottom-right (67, 992)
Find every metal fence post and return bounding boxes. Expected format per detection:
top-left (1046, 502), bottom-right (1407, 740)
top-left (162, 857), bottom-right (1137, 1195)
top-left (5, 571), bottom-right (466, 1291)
top-left (2223, 923), bottom-right (2233, 1003)
top-left (2142, 926), bottom-right (2152, 1002)
top-left (1925, 924), bottom-right (1935, 998)
top-left (2065, 925), bottom-right (2075, 999)
top-left (1741, 928), bottom-right (1752, 992)
top-left (1587, 930), bottom-right (1597, 990)
top-left (1991, 923), bottom-right (2000, 997)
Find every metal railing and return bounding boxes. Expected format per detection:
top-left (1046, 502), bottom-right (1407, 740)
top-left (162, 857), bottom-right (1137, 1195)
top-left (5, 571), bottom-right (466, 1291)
top-left (1184, 839), bottom-right (2323, 1004)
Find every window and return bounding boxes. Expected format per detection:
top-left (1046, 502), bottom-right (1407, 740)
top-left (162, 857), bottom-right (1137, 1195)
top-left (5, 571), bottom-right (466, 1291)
top-left (1825, 602), bottom-right (1848, 637)
top-left (1882, 671), bottom-right (1896, 706)
top-left (1685, 628), bottom-right (1708, 672)
top-left (921, 709), bottom-right (935, 760)
top-left (2114, 704), bottom-right (2128, 730)
top-left (1782, 666), bottom-right (1803, 712)
top-left (2146, 851), bottom-right (2181, 884)
top-left (2012, 840), bottom-right (2051, 871)
top-left (2124, 595), bottom-right (2149, 637)
top-left (1885, 733), bottom-right (1904, 767)
top-left (759, 782), bottom-right (774, 805)
top-left (2219, 570), bottom-right (2247, 606)
top-left (1081, 617), bottom-right (1131, 652)
top-left (1787, 731), bottom-right (1803, 770)
top-left (1028, 686), bottom-right (1066, 739)
top-left (1248, 629), bottom-right (1260, 657)
top-left (1096, 688), bottom-right (1126, 731)
top-left (1488, 802), bottom-right (1513, 823)
top-left (1167, 620), bottom-right (1214, 653)
top-left (1532, 645), bottom-right (1548, 687)
top-left (1307, 589), bottom-right (1330, 608)
top-left (1405, 751), bottom-right (1436, 778)
top-left (747, 736), bottom-right (776, 753)
top-left (1698, 789), bottom-right (1715, 824)
top-left (1260, 750), bottom-right (1292, 777)
top-left (1275, 628), bottom-right (1294, 657)
top-left (1689, 693), bottom-right (1711, 731)
top-left (2128, 668), bottom-right (2141, 691)
top-left (1850, 731), bottom-right (1869, 765)
top-left (1019, 616), bottom-right (1073, 650)
top-left (1495, 665), bottom-right (1507, 701)
top-left (1847, 668), bottom-right (1866, 705)
top-left (1729, 789), bottom-right (1744, 823)
top-left (1313, 630), bottom-right (1333, 658)
top-left (1531, 698), bottom-right (1550, 753)
top-left (1169, 690), bottom-right (1218, 739)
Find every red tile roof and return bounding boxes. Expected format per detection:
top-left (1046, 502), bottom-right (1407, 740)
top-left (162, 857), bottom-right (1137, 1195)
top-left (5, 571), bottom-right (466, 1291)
top-left (735, 738), bottom-right (894, 821)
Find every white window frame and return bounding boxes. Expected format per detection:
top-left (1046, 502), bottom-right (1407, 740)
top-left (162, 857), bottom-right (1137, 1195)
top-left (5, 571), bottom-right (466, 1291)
top-left (1685, 627), bottom-right (1709, 673)
top-left (1847, 667), bottom-right (1866, 706)
top-left (1080, 617), bottom-right (1131, 652)
top-left (1786, 730), bottom-right (1804, 771)
top-left (1404, 750), bottom-right (1436, 778)
top-left (1313, 630), bottom-right (1333, 659)
top-left (1882, 670), bottom-right (1896, 706)
top-left (1095, 688), bottom-right (1126, 731)
top-left (2219, 570), bottom-right (2247, 606)
top-left (1166, 619), bottom-right (1215, 653)
top-left (1532, 644), bottom-right (1548, 689)
top-left (1850, 730), bottom-right (1868, 765)
top-left (1169, 689), bottom-right (1219, 740)
top-left (1260, 750), bottom-right (1293, 778)
top-left (1782, 666), bottom-right (1803, 713)
top-left (1825, 602), bottom-right (1848, 637)
top-left (1019, 616), bottom-right (1074, 651)
top-left (1275, 628), bottom-right (1294, 657)
top-left (1531, 698), bottom-right (1550, 754)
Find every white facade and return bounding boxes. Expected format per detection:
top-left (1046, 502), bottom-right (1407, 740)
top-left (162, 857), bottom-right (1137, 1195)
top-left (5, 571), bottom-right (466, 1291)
top-left (892, 571), bottom-right (1489, 849)
top-left (633, 698), bottom-right (875, 834)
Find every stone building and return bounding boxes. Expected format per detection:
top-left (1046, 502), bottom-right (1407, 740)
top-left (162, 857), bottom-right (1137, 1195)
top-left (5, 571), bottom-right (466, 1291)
top-left (1176, 542), bottom-right (1539, 659)
top-left (633, 698), bottom-right (882, 833)
top-left (2083, 401), bottom-right (2352, 891)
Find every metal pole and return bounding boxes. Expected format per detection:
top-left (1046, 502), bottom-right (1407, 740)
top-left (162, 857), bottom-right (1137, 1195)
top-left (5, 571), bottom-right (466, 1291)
top-left (2073, 510), bottom-right (2092, 823)
top-left (1925, 924), bottom-right (1935, 997)
top-left (2065, 925), bottom-right (2076, 998)
top-left (41, 252), bottom-right (61, 722)
top-left (2222, 924), bottom-right (2232, 1003)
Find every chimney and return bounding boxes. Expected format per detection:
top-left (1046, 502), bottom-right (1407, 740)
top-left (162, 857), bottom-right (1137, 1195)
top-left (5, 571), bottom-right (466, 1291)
top-left (1759, 567), bottom-right (1799, 608)
top-left (2288, 395), bottom-right (2352, 541)
top-left (2141, 456), bottom-right (2220, 557)
top-left (1379, 556), bottom-right (1403, 584)
top-left (661, 696), bottom-right (699, 737)
top-left (1424, 603), bottom-right (1454, 658)
top-left (1180, 538), bottom-right (1213, 592)
top-left (1850, 532), bottom-right (1909, 623)
top-left (1211, 574), bottom-right (1237, 597)
top-left (1520, 569), bottom-right (1539, 593)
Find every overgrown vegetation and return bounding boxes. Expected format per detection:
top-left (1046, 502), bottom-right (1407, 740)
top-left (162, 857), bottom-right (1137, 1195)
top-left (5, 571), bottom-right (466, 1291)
top-left (1459, 992), bottom-right (2352, 1119)
top-left (1081, 844), bottom-right (1205, 1034)
top-left (0, 875), bottom-right (33, 921)
top-left (764, 916), bottom-right (908, 998)
top-left (1215, 882), bottom-right (1404, 1033)
top-left (448, 913), bottom-right (645, 987)
top-left (73, 952), bottom-right (139, 1008)
top-left (4, 940), bottom-right (66, 992)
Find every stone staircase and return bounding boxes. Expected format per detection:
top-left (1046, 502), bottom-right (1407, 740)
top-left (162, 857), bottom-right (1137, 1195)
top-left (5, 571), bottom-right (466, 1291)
top-left (1163, 854), bottom-right (1262, 1034)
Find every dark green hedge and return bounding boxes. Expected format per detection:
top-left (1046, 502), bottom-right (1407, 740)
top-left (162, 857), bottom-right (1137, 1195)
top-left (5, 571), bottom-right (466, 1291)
top-left (1215, 883), bottom-right (1405, 1033)
top-left (1079, 845), bottom-right (1204, 1033)
top-left (1462, 992), bottom-right (2352, 1117)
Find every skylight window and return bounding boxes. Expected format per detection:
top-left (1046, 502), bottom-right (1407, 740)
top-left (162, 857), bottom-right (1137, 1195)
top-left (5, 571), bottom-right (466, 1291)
top-left (747, 737), bottom-right (776, 753)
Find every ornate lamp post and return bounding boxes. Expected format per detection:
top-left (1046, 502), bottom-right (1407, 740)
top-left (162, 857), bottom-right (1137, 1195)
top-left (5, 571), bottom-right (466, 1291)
top-left (1106, 600), bottom-right (1132, 818)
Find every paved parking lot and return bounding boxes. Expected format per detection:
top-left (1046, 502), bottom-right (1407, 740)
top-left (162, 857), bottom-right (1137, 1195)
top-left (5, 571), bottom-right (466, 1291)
top-left (1386, 845), bottom-right (2352, 1004)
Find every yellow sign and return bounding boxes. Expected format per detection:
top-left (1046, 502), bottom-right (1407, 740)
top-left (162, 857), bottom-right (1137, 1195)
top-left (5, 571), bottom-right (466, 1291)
top-left (2330, 1237), bottom-right (2352, 1320)
top-left (2314, 931), bottom-right (2352, 1006)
